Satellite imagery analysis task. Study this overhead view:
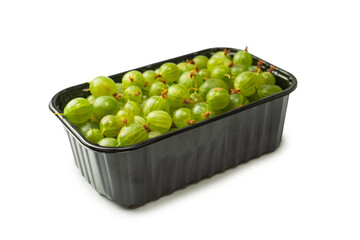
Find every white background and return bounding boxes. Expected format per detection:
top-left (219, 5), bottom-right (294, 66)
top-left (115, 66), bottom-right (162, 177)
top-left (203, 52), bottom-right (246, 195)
top-left (1, 0), bottom-right (359, 239)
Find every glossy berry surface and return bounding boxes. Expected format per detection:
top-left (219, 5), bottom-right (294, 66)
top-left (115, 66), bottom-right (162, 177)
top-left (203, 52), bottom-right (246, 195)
top-left (100, 115), bottom-right (122, 138)
top-left (145, 110), bottom-right (172, 134)
top-left (206, 87), bottom-right (230, 110)
top-left (117, 123), bottom-right (149, 147)
top-left (89, 76), bottom-right (117, 98)
top-left (63, 97), bottom-right (92, 125)
top-left (91, 96), bottom-right (120, 120)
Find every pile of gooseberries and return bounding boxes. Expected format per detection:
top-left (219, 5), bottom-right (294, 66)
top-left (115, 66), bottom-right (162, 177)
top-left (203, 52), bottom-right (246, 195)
top-left (59, 47), bottom-right (283, 147)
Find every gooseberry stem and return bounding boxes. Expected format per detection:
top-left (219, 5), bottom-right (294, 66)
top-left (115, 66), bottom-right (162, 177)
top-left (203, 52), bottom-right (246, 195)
top-left (244, 46), bottom-right (248, 52)
top-left (195, 64), bottom-right (199, 73)
top-left (202, 112), bottom-right (211, 118)
top-left (183, 98), bottom-right (193, 104)
top-left (224, 48), bottom-right (231, 56)
top-left (230, 88), bottom-right (242, 94)
top-left (187, 120), bottom-right (195, 125)
top-left (154, 74), bottom-right (162, 80)
top-left (161, 89), bottom-right (168, 99)
top-left (268, 66), bottom-right (276, 73)
top-left (143, 123), bottom-right (151, 133)
top-left (129, 74), bottom-right (134, 82)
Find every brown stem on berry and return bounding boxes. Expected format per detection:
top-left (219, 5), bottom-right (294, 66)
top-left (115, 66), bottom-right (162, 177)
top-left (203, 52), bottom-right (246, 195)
top-left (228, 62), bottom-right (235, 67)
top-left (143, 123), bottom-right (151, 133)
top-left (202, 112), bottom-right (211, 118)
top-left (244, 46), bottom-right (248, 52)
top-left (144, 81), bottom-right (150, 87)
top-left (187, 70), bottom-right (196, 78)
top-left (161, 79), bottom-right (167, 84)
top-left (129, 74), bottom-right (134, 82)
top-left (257, 60), bottom-right (264, 70)
top-left (135, 91), bottom-right (140, 96)
top-left (188, 59), bottom-right (195, 64)
top-left (187, 120), bottom-right (195, 125)
top-left (154, 74), bottom-right (162, 80)
top-left (83, 88), bottom-right (90, 92)
top-left (113, 93), bottom-right (123, 99)
top-left (183, 98), bottom-right (193, 104)
top-left (230, 88), bottom-right (242, 94)
top-left (171, 121), bottom-right (177, 128)
top-left (161, 89), bottom-right (168, 99)
top-left (224, 48), bottom-right (231, 56)
top-left (123, 119), bottom-right (127, 124)
top-left (268, 66), bottom-right (276, 73)
top-left (194, 64), bottom-right (199, 73)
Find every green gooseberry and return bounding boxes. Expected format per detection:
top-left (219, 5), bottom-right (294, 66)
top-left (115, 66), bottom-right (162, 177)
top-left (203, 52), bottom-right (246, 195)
top-left (177, 70), bottom-right (204, 93)
top-left (149, 81), bottom-right (167, 97)
top-left (117, 123), bottom-right (149, 147)
top-left (142, 95), bottom-right (170, 117)
top-left (210, 65), bottom-right (231, 84)
top-left (85, 128), bottom-right (104, 144)
top-left (166, 84), bottom-right (192, 108)
top-left (145, 110), bottom-right (172, 134)
top-left (157, 62), bottom-right (180, 83)
top-left (172, 108), bottom-right (195, 128)
top-left (91, 96), bottom-right (120, 121)
top-left (124, 100), bottom-right (142, 116)
top-left (193, 55), bottom-right (209, 70)
top-left (259, 66), bottom-right (276, 86)
top-left (233, 71), bottom-right (262, 97)
top-left (233, 46), bottom-right (253, 67)
top-left (62, 97), bottom-right (92, 125)
top-left (100, 115), bottom-right (122, 138)
top-left (124, 85), bottom-right (143, 103)
top-left (206, 87), bottom-right (230, 110)
top-left (89, 76), bottom-right (117, 98)
top-left (115, 109), bottom-right (135, 128)
top-left (122, 70), bottom-right (145, 89)
top-left (191, 102), bottom-right (216, 122)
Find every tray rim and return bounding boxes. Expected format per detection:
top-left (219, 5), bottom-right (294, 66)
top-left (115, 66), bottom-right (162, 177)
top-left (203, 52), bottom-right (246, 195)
top-left (49, 47), bottom-right (297, 153)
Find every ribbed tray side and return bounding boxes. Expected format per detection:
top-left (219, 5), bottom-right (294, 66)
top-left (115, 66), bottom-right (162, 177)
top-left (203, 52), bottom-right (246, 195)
top-left (66, 95), bottom-right (289, 207)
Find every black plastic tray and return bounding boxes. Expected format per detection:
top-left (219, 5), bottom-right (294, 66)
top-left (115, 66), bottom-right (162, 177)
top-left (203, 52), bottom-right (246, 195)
top-left (49, 47), bottom-right (297, 208)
